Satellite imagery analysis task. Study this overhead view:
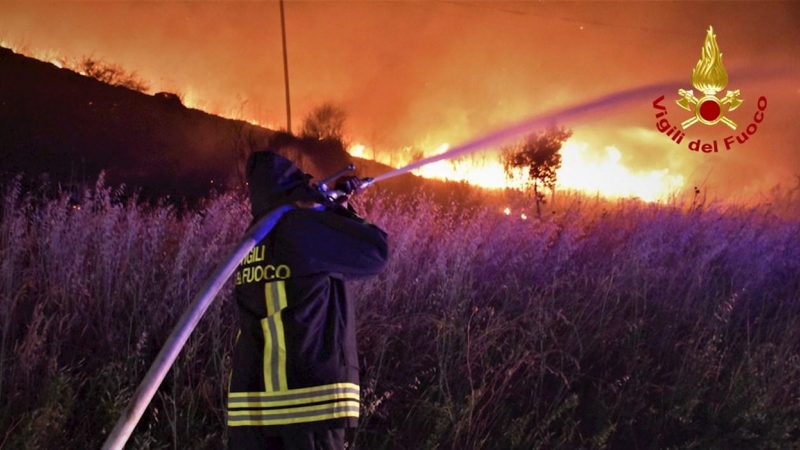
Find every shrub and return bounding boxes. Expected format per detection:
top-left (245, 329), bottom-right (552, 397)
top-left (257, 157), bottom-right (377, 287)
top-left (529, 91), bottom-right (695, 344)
top-left (78, 56), bottom-right (151, 93)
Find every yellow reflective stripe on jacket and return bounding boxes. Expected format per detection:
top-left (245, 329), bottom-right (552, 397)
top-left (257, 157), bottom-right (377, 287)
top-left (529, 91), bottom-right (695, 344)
top-left (265, 280), bottom-right (287, 316)
top-left (228, 382), bottom-right (359, 409)
top-left (262, 281), bottom-right (288, 392)
top-left (227, 399), bottom-right (360, 427)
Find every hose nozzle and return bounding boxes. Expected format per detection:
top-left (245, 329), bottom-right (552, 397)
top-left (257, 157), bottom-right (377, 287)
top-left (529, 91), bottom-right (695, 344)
top-left (314, 165), bottom-right (374, 202)
top-left (358, 177), bottom-right (375, 190)
top-left (316, 164), bottom-right (355, 192)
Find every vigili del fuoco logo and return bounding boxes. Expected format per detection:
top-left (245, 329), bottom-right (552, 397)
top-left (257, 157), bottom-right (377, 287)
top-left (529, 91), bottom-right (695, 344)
top-left (652, 26), bottom-right (768, 153)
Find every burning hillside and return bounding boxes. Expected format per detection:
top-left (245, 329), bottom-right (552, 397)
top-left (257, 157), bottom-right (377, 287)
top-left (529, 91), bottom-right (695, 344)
top-left (1, 2), bottom-right (798, 204)
top-left (1, 40), bottom-right (688, 204)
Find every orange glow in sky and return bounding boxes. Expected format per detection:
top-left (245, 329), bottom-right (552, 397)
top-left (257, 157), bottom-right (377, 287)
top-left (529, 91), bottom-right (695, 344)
top-left (0, 1), bottom-right (797, 200)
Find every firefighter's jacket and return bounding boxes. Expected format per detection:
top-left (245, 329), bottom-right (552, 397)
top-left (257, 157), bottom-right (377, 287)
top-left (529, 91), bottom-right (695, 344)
top-left (228, 151), bottom-right (389, 435)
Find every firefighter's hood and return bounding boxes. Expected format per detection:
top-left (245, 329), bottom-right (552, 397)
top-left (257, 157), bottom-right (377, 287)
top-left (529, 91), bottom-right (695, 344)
top-left (246, 151), bottom-right (322, 218)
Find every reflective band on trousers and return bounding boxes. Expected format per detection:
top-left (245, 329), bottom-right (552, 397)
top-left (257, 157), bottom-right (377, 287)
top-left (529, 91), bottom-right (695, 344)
top-left (228, 383), bottom-right (360, 408)
top-left (228, 383), bottom-right (361, 427)
top-left (227, 399), bottom-right (360, 427)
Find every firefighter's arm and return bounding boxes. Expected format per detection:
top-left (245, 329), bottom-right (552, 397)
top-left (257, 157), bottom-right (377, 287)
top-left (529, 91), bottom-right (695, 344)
top-left (278, 208), bottom-right (389, 279)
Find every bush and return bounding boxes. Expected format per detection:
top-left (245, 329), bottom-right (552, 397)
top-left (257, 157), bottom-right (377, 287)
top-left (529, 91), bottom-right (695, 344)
top-left (78, 56), bottom-right (150, 93)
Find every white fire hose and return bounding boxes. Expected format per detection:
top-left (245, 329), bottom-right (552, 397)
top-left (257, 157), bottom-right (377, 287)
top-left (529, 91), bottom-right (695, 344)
top-left (101, 204), bottom-right (294, 450)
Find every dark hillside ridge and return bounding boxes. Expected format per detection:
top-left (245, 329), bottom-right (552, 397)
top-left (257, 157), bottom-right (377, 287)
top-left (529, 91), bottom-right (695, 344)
top-left (0, 46), bottom-right (476, 205)
top-left (0, 47), bottom-right (277, 200)
top-left (0, 47), bottom-right (270, 199)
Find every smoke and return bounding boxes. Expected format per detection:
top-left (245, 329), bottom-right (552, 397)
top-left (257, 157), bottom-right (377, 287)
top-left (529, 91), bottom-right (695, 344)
top-left (1, 1), bottom-right (798, 197)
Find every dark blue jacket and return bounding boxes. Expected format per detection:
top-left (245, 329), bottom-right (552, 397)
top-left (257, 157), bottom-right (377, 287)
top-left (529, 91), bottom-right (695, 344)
top-left (227, 151), bottom-right (389, 436)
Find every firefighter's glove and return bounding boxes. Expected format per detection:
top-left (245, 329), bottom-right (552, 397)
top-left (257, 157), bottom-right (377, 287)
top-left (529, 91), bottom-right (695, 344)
top-left (334, 176), bottom-right (363, 196)
top-left (286, 181), bottom-right (329, 207)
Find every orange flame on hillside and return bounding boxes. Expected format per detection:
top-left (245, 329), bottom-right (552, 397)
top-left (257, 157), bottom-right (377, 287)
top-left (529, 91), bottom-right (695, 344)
top-left (1, 42), bottom-right (230, 115)
top-left (348, 141), bottom-right (684, 202)
top-left (5, 42), bottom-right (686, 202)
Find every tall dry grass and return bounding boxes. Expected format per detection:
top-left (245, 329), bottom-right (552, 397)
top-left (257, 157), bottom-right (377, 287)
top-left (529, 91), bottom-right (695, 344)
top-left (1, 176), bottom-right (799, 449)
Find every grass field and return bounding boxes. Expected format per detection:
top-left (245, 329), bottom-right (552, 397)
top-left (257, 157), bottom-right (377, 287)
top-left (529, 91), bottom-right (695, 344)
top-left (1, 176), bottom-right (799, 449)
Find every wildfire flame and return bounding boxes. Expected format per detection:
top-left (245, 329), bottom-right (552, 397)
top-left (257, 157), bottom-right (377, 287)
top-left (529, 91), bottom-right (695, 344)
top-left (557, 143), bottom-right (684, 202)
top-left (180, 87), bottom-right (202, 111)
top-left (5, 41), bottom-right (686, 203)
top-left (347, 141), bottom-right (684, 202)
top-left (692, 26), bottom-right (728, 95)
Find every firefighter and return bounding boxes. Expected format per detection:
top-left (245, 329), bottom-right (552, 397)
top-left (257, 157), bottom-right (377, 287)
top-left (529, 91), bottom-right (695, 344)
top-left (228, 134), bottom-right (389, 450)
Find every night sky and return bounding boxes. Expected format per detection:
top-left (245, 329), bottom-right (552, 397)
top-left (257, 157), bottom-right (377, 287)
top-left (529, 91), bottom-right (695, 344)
top-left (1, 1), bottom-right (798, 198)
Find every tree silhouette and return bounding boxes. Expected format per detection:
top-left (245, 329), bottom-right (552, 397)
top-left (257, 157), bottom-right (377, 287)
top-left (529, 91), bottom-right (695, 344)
top-left (299, 102), bottom-right (347, 145)
top-left (502, 126), bottom-right (572, 216)
top-left (78, 56), bottom-right (150, 93)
